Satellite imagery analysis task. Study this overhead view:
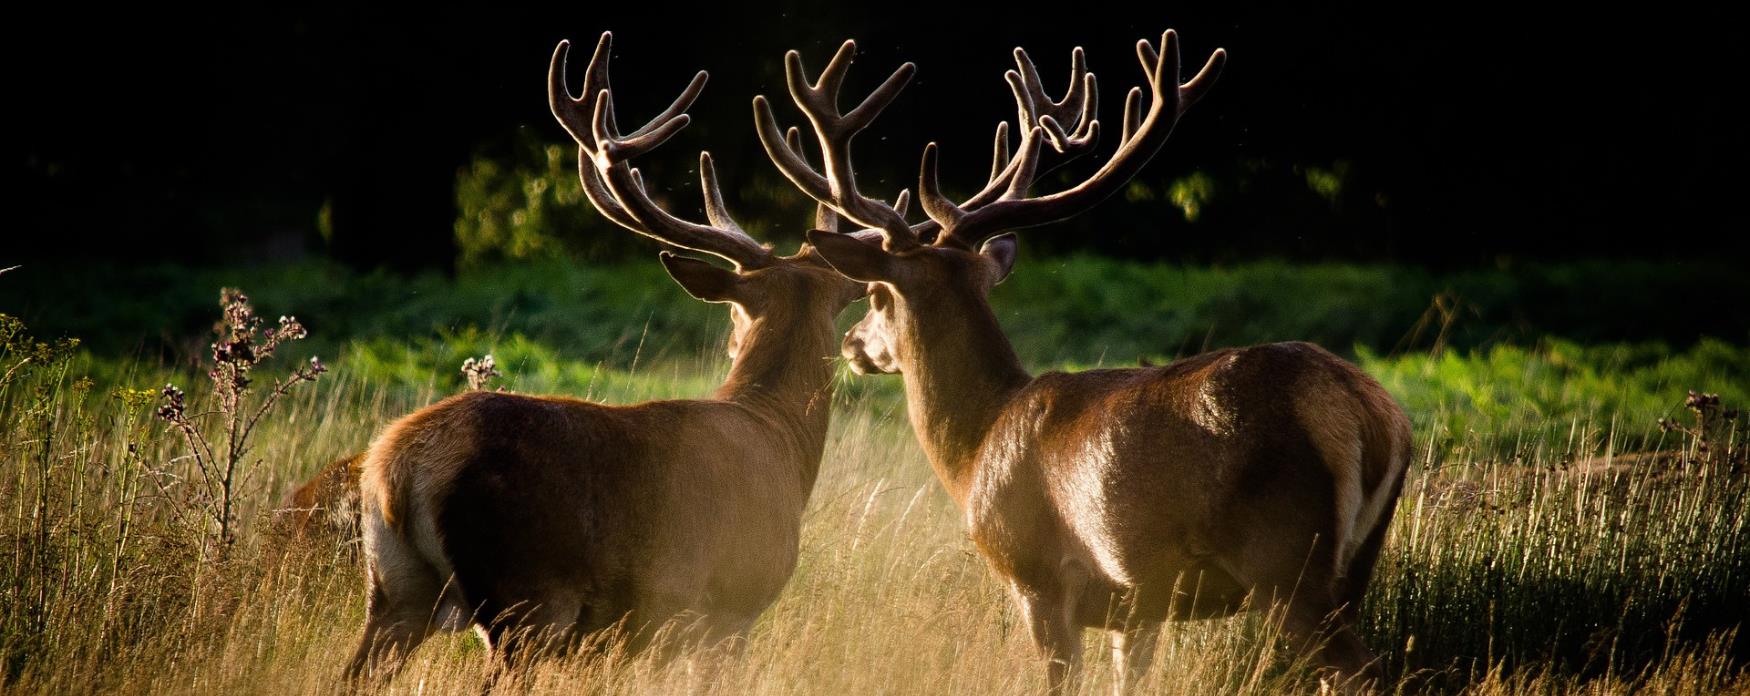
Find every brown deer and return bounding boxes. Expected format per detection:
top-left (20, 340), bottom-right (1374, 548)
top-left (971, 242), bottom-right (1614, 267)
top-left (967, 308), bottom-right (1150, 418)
top-left (769, 30), bottom-right (1411, 693)
top-left (344, 32), bottom-right (886, 684)
top-left (275, 452), bottom-right (363, 548)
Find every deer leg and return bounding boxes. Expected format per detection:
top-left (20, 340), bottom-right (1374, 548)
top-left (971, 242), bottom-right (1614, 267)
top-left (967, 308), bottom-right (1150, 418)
top-left (1337, 473), bottom-right (1405, 623)
top-left (1233, 545), bottom-right (1379, 693)
top-left (1011, 577), bottom-right (1085, 695)
top-left (477, 597), bottom-right (583, 692)
top-left (654, 613), bottom-right (755, 692)
top-left (346, 609), bottom-right (436, 687)
top-left (1108, 624), bottom-right (1160, 695)
top-left (698, 612), bottom-right (758, 655)
top-left (1280, 599), bottom-right (1381, 695)
top-left (345, 528), bottom-right (447, 686)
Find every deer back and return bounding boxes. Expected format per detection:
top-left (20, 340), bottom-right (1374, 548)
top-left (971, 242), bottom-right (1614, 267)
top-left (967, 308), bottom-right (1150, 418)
top-left (967, 342), bottom-right (1409, 594)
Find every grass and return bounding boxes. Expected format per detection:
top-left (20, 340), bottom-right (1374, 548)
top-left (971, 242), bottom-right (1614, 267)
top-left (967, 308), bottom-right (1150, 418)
top-left (0, 263), bottom-right (1747, 693)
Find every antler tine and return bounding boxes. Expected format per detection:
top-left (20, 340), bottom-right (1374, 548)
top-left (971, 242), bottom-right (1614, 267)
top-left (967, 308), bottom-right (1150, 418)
top-left (782, 126), bottom-right (844, 233)
top-left (550, 33), bottom-right (772, 270)
top-left (915, 45), bottom-right (1102, 246)
top-left (583, 32), bottom-right (619, 139)
top-left (697, 152), bottom-right (745, 235)
top-left (552, 32), bottom-right (706, 151)
top-left (1014, 47), bottom-right (1099, 155)
top-left (999, 46), bottom-right (1100, 191)
top-left (1120, 86), bottom-right (1144, 144)
top-left (549, 38), bottom-right (596, 152)
top-left (783, 126), bottom-right (808, 162)
top-left (555, 38), bottom-right (640, 228)
top-left (918, 143), bottom-right (963, 230)
top-left (930, 30), bottom-right (1226, 247)
top-left (755, 40), bottom-right (919, 249)
top-left (990, 121), bottom-right (1012, 182)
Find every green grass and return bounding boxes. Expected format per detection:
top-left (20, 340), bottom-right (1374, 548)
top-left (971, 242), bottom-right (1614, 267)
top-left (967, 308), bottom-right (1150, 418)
top-left (1363, 339), bottom-right (1749, 460)
top-left (3, 257), bottom-right (1744, 363)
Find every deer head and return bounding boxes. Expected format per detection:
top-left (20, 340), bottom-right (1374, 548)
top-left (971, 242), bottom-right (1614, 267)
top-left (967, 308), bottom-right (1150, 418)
top-left (549, 33), bottom-right (870, 363)
top-left (775, 31), bottom-right (1224, 375)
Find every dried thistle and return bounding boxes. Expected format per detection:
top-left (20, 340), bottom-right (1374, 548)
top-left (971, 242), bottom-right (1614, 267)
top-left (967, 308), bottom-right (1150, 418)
top-left (1659, 390), bottom-right (1744, 470)
top-left (461, 354), bottom-right (503, 392)
top-left (155, 288), bottom-right (326, 555)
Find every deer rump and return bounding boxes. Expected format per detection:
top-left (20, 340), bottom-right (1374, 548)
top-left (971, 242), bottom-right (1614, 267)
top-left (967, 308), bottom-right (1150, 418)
top-left (360, 390), bottom-right (808, 648)
top-left (967, 342), bottom-right (1410, 624)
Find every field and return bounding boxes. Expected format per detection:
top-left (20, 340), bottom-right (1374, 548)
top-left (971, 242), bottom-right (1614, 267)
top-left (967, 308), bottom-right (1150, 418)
top-left (1, 259), bottom-right (1747, 694)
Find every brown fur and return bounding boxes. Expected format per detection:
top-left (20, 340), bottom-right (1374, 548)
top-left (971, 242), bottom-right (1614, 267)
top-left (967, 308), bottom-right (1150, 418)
top-left (766, 25), bottom-right (1246, 689)
top-left (275, 452), bottom-right (363, 548)
top-left (346, 259), bottom-right (862, 684)
top-left (811, 234), bottom-right (1413, 694)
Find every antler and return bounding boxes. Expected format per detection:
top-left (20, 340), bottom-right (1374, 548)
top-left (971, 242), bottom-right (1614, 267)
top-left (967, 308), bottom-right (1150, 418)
top-left (550, 32), bottom-right (772, 270)
top-left (754, 41), bottom-right (918, 249)
top-left (915, 46), bottom-right (1103, 243)
top-left (920, 30), bottom-right (1226, 248)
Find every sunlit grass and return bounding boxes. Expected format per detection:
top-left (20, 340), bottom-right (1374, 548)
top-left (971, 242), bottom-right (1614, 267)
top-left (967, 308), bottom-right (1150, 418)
top-left (2, 324), bottom-right (1746, 694)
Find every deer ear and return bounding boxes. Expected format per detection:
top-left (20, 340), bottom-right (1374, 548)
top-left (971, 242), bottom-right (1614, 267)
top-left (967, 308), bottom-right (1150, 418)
top-left (659, 252), bottom-right (744, 303)
top-left (980, 233), bottom-right (1018, 283)
top-left (807, 230), bottom-right (895, 282)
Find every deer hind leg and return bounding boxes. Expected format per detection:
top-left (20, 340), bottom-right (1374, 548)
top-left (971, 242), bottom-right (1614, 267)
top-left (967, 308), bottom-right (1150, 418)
top-left (1207, 505), bottom-right (1379, 690)
top-left (346, 515), bottom-right (455, 685)
top-left (1108, 624), bottom-right (1160, 695)
top-left (640, 611), bottom-right (757, 693)
top-left (1225, 533), bottom-right (1382, 694)
top-left (477, 595), bottom-right (586, 691)
top-left (1337, 469), bottom-right (1406, 623)
top-left (346, 604), bottom-right (437, 687)
top-left (1011, 570), bottom-right (1088, 696)
top-left (1280, 600), bottom-right (1380, 695)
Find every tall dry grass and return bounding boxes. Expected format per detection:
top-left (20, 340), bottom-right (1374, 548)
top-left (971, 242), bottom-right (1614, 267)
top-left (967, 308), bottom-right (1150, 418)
top-left (1, 337), bottom-right (1745, 694)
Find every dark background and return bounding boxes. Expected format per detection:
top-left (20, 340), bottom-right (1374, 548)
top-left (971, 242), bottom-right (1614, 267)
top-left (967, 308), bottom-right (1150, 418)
top-left (10, 3), bottom-right (1748, 271)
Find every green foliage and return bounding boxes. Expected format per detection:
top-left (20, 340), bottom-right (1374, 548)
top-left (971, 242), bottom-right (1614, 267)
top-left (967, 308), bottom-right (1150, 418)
top-left (0, 260), bottom-right (726, 371)
top-left (456, 138), bottom-right (586, 268)
top-left (0, 317), bottom-right (124, 681)
top-left (1165, 170), bottom-right (1217, 221)
top-left (0, 314), bottom-right (80, 391)
top-left (7, 258), bottom-right (1743, 367)
top-left (326, 329), bottom-right (1750, 462)
top-left (454, 133), bottom-right (697, 268)
top-left (1360, 339), bottom-right (1750, 459)
top-left (988, 256), bottom-right (1747, 365)
top-left (993, 258), bottom-right (1435, 364)
top-left (340, 329), bottom-right (722, 403)
top-left (1300, 159), bottom-right (1352, 207)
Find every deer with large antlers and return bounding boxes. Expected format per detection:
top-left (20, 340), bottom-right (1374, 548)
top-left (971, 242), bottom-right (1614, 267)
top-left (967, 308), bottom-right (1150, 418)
top-left (344, 33), bottom-right (881, 684)
top-left (772, 31), bottom-right (1410, 693)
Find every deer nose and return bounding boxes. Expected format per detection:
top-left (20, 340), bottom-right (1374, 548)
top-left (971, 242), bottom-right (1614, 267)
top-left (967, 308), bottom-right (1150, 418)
top-left (847, 355), bottom-right (882, 375)
top-left (842, 337), bottom-right (879, 375)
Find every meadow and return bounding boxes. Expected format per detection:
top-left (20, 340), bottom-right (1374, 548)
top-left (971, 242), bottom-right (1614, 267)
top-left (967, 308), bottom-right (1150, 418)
top-left (0, 258), bottom-right (1746, 694)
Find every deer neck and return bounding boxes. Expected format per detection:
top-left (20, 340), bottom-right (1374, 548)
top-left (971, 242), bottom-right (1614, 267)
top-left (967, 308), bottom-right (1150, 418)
top-left (899, 297), bottom-right (1031, 507)
top-left (715, 312), bottom-right (838, 488)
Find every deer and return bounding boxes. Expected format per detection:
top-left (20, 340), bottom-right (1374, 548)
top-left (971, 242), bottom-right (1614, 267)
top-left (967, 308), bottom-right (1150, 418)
top-left (344, 32), bottom-right (890, 684)
top-left (761, 30), bottom-right (1412, 694)
top-left (275, 452), bottom-right (363, 549)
